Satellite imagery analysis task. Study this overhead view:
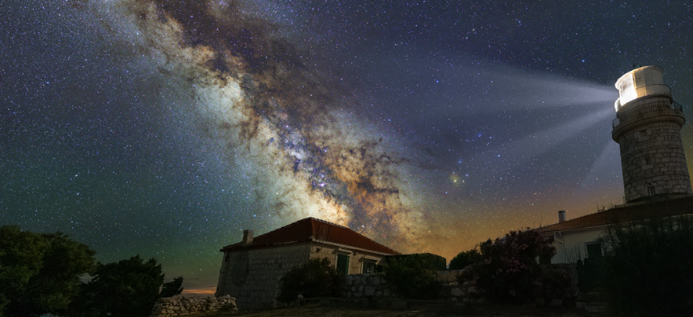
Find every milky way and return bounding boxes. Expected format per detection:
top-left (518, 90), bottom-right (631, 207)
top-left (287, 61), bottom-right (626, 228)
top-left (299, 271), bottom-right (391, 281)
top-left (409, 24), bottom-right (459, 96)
top-left (3, 0), bottom-right (692, 292)
top-left (89, 0), bottom-right (438, 251)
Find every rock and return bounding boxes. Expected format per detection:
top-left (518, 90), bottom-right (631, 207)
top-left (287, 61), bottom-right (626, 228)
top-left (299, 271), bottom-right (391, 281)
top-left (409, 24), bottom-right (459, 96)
top-left (373, 277), bottom-right (381, 285)
top-left (375, 291), bottom-right (382, 297)
top-left (450, 288), bottom-right (464, 296)
top-left (585, 303), bottom-right (607, 313)
top-left (365, 286), bottom-right (375, 296)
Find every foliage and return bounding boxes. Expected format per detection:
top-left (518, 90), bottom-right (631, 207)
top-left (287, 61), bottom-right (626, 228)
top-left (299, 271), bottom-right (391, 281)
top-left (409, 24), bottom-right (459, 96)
top-left (384, 253), bottom-right (447, 271)
top-left (277, 258), bottom-right (342, 303)
top-left (601, 215), bottom-right (693, 317)
top-left (0, 226), bottom-right (96, 317)
top-left (160, 276), bottom-right (185, 298)
top-left (448, 249), bottom-right (481, 270)
top-left (69, 255), bottom-right (166, 317)
top-left (382, 255), bottom-right (442, 299)
top-left (458, 228), bottom-right (565, 304)
top-left (576, 257), bottom-right (606, 293)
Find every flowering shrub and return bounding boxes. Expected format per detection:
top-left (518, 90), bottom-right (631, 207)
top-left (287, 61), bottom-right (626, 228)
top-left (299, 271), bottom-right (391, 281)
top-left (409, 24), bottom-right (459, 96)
top-left (458, 228), bottom-right (567, 304)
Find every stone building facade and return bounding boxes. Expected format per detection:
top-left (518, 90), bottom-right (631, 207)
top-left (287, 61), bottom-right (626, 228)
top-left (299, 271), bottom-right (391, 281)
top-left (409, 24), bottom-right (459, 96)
top-left (215, 217), bottom-right (400, 309)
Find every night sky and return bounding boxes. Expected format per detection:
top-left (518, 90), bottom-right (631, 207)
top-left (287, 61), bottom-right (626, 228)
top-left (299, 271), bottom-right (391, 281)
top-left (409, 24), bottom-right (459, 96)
top-left (2, 0), bottom-right (692, 293)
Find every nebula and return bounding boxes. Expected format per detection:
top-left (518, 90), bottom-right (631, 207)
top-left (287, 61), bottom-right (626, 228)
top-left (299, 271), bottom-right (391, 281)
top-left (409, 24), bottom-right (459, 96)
top-left (82, 0), bottom-right (431, 252)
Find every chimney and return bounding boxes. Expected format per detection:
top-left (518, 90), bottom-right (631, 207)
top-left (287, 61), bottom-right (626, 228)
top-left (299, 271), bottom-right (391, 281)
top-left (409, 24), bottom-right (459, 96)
top-left (558, 210), bottom-right (566, 223)
top-left (242, 229), bottom-right (254, 246)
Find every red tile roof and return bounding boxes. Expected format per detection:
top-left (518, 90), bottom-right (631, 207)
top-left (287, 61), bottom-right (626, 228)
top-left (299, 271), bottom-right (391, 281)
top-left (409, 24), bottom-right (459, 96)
top-left (220, 217), bottom-right (401, 255)
top-left (536, 195), bottom-right (693, 235)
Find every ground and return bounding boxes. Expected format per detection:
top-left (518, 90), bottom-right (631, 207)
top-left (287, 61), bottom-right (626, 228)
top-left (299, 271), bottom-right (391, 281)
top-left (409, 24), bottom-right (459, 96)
top-left (192, 302), bottom-right (601, 317)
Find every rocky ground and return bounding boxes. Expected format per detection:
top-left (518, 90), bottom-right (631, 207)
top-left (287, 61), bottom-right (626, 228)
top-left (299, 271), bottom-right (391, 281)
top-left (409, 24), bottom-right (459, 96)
top-left (189, 302), bottom-right (604, 317)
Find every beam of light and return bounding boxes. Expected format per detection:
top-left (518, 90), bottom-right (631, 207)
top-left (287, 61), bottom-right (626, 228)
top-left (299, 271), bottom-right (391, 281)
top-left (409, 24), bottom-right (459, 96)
top-left (360, 52), bottom-right (619, 117)
top-left (579, 140), bottom-right (622, 189)
top-left (465, 107), bottom-right (614, 176)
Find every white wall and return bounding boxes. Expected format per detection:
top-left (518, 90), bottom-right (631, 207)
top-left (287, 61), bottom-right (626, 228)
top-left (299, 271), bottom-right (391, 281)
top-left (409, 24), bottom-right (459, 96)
top-left (551, 227), bottom-right (606, 264)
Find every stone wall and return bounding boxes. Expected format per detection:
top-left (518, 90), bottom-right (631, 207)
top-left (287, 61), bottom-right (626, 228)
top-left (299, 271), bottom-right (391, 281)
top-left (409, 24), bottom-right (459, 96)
top-left (215, 243), bottom-right (312, 309)
top-left (339, 271), bottom-right (473, 301)
top-left (341, 268), bottom-right (576, 306)
top-left (149, 295), bottom-right (237, 317)
top-left (340, 273), bottom-right (392, 299)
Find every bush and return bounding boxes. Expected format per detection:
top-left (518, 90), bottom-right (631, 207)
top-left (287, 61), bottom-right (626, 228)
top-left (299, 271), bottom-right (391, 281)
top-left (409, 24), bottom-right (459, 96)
top-left (458, 228), bottom-right (565, 304)
top-left (601, 216), bottom-right (693, 317)
top-left (0, 226), bottom-right (96, 317)
top-left (69, 255), bottom-right (168, 317)
top-left (382, 255), bottom-right (442, 299)
top-left (160, 276), bottom-right (184, 298)
top-left (449, 249), bottom-right (481, 270)
top-left (384, 253), bottom-right (447, 271)
top-left (277, 258), bottom-right (342, 303)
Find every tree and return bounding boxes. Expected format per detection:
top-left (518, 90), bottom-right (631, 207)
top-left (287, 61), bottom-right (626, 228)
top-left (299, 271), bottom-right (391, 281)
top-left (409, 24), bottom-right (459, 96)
top-left (601, 216), bottom-right (693, 317)
top-left (277, 258), bottom-right (342, 303)
top-left (449, 249), bottom-right (481, 270)
top-left (0, 225), bottom-right (96, 317)
top-left (69, 255), bottom-right (165, 317)
top-left (458, 228), bottom-right (567, 304)
top-left (160, 276), bottom-right (184, 298)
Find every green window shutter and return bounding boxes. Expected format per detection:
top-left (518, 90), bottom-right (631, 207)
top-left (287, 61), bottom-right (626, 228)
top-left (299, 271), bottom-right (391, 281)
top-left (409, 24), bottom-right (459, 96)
top-left (337, 254), bottom-right (350, 276)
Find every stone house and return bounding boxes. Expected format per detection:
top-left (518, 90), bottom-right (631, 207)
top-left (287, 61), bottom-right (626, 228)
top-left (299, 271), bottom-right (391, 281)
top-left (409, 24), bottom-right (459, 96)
top-left (215, 217), bottom-right (400, 309)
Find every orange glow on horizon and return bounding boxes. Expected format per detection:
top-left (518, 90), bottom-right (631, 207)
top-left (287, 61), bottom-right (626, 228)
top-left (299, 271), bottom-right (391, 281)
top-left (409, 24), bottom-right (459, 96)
top-left (182, 287), bottom-right (216, 295)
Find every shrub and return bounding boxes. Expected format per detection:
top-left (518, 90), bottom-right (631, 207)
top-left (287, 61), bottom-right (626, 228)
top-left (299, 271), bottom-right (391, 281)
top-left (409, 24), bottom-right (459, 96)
top-left (601, 216), bottom-right (693, 317)
top-left (458, 228), bottom-right (565, 304)
top-left (449, 249), bottom-right (481, 270)
top-left (69, 255), bottom-right (167, 317)
top-left (382, 255), bottom-right (442, 299)
top-left (0, 226), bottom-right (96, 317)
top-left (277, 258), bottom-right (342, 303)
top-left (160, 276), bottom-right (184, 298)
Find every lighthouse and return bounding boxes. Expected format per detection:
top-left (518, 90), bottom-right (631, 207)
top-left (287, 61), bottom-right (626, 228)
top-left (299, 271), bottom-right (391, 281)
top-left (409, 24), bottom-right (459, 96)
top-left (612, 66), bottom-right (692, 203)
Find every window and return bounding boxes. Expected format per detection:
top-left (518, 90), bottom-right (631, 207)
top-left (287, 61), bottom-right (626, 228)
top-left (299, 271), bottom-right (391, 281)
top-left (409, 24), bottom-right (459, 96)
top-left (648, 185), bottom-right (656, 195)
top-left (224, 252), bottom-right (229, 263)
top-left (362, 260), bottom-right (377, 273)
top-left (586, 243), bottom-right (602, 259)
top-left (644, 156), bottom-right (651, 165)
top-left (336, 254), bottom-right (350, 277)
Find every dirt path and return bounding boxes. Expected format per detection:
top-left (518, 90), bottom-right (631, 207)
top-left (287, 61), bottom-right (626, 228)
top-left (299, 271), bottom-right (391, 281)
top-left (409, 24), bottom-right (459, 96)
top-left (198, 303), bottom-right (599, 317)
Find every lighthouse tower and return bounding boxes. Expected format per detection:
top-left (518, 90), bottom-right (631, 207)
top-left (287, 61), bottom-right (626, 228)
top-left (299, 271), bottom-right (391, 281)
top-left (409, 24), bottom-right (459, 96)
top-left (612, 66), bottom-right (692, 203)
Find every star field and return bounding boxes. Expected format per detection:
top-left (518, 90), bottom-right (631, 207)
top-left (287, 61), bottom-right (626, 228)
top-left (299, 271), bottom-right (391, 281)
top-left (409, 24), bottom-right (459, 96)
top-left (2, 0), bottom-right (692, 293)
